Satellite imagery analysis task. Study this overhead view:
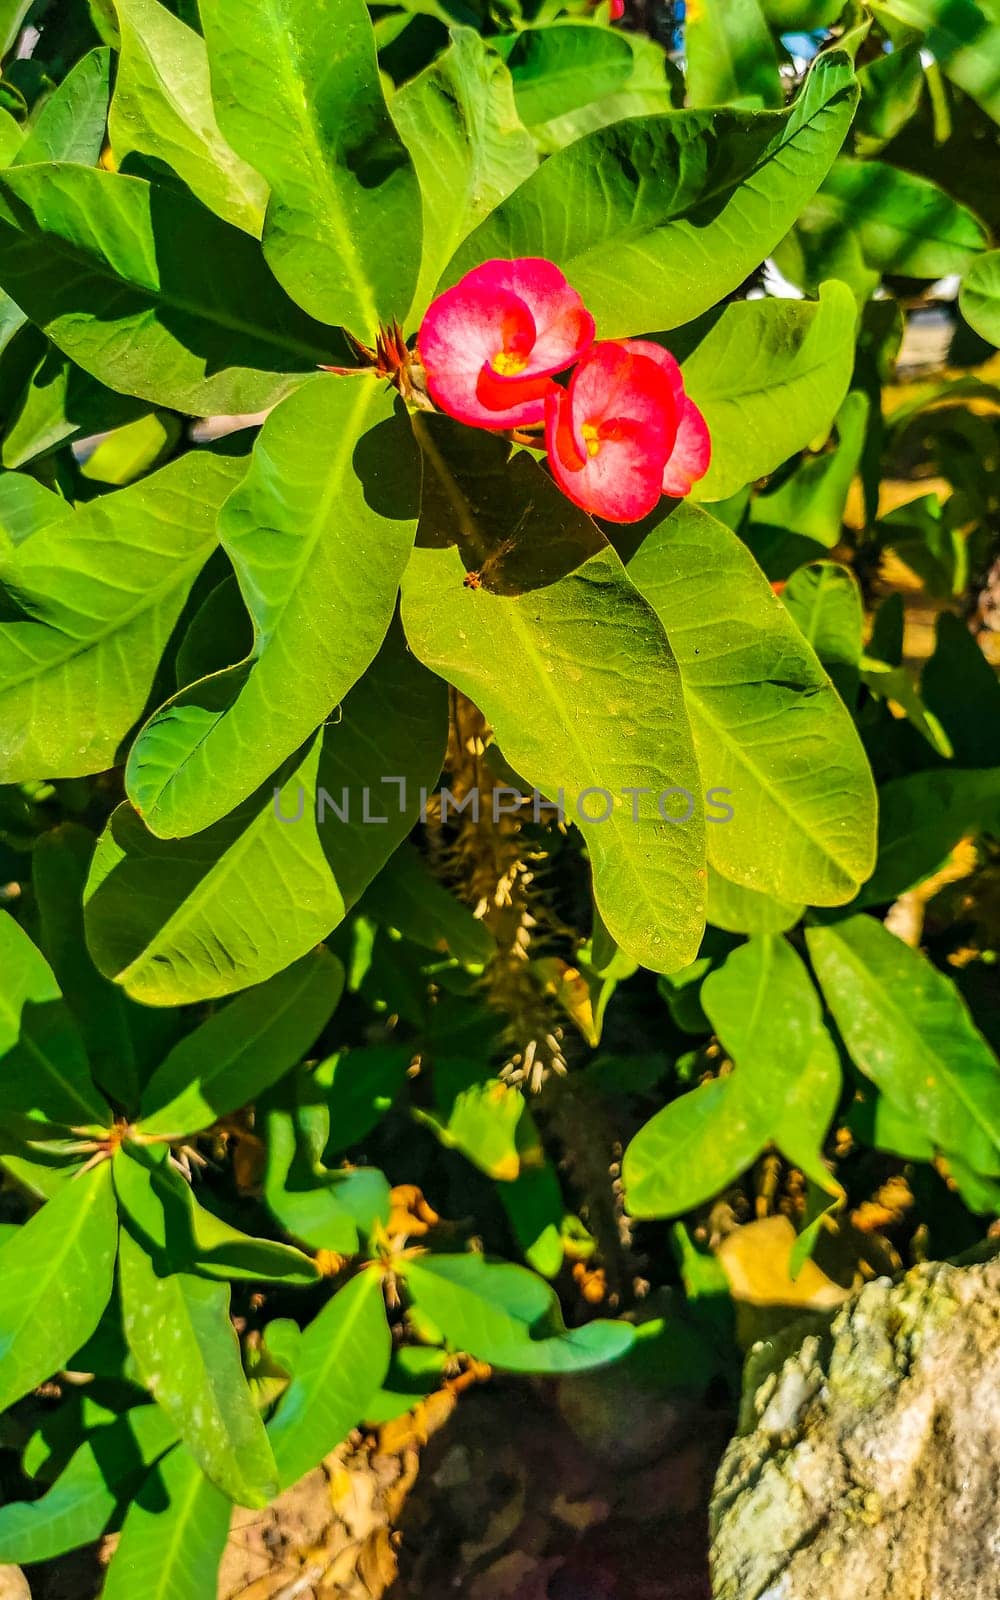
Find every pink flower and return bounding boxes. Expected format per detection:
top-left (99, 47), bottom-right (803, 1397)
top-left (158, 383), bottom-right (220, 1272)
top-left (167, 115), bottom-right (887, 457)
top-left (544, 342), bottom-right (680, 523)
top-left (417, 259), bottom-right (595, 431)
top-left (609, 0), bottom-right (626, 18)
top-left (622, 339), bottom-right (712, 499)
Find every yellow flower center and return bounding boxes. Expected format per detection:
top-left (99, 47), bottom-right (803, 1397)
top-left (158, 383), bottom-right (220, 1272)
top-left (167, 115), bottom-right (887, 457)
top-left (581, 422), bottom-right (602, 458)
top-left (492, 350), bottom-right (529, 377)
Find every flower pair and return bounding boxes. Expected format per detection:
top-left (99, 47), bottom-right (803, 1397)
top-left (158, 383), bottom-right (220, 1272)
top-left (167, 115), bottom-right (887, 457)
top-left (417, 259), bottom-right (710, 523)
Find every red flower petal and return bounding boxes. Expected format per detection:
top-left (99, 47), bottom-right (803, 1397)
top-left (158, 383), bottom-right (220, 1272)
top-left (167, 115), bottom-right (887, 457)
top-left (662, 397), bottom-right (712, 498)
top-left (624, 339), bottom-right (711, 497)
top-left (418, 259), bottom-right (594, 430)
top-left (544, 343), bottom-right (679, 523)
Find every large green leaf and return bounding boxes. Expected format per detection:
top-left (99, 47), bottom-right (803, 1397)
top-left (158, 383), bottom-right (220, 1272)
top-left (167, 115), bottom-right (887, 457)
top-left (400, 422), bottom-right (705, 975)
top-left (0, 165), bottom-right (343, 414)
top-left (266, 1268), bottom-right (391, 1490)
top-left (960, 249), bottom-right (1000, 345)
top-left (402, 1252), bottom-right (635, 1373)
top-left (447, 51), bottom-right (857, 335)
top-left (138, 949), bottom-right (343, 1136)
top-left (85, 618), bottom-right (447, 1004)
top-left (499, 23), bottom-right (635, 126)
top-left (626, 502), bottom-right (877, 905)
top-left (110, 0), bottom-right (268, 235)
top-left (860, 768), bottom-right (1000, 907)
top-left (807, 914), bottom-right (1000, 1177)
top-left (684, 0), bottom-right (782, 109)
top-left (0, 1406), bottom-right (177, 1565)
top-left (392, 27), bottom-right (537, 326)
top-left (793, 159), bottom-right (988, 280)
top-left (782, 558), bottom-right (864, 706)
top-left (623, 1075), bottom-right (761, 1219)
top-left (118, 1225), bottom-right (278, 1506)
top-left (681, 282), bottom-right (858, 501)
top-left (127, 379), bottom-right (420, 838)
top-left (872, 0), bottom-right (1000, 124)
top-left (14, 47), bottom-right (112, 166)
top-left (199, 0), bottom-right (420, 333)
top-left (0, 1163), bottom-right (118, 1412)
top-left (0, 908), bottom-right (107, 1127)
top-left (0, 449), bottom-right (243, 782)
top-left (624, 936), bottom-right (841, 1215)
top-left (101, 1443), bottom-right (232, 1600)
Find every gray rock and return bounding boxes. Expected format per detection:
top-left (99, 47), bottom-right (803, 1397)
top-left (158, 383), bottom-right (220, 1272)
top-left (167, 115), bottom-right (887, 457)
top-left (710, 1257), bottom-right (1000, 1600)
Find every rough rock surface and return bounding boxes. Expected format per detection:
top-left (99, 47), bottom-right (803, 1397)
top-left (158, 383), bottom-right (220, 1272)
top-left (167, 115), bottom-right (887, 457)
top-left (709, 1256), bottom-right (1000, 1600)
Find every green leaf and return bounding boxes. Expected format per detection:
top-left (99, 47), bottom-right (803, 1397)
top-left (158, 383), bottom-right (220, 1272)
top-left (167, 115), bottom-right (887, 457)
top-left (138, 949), bottom-right (343, 1137)
top-left (85, 615), bottom-right (446, 1004)
top-left (127, 378), bottom-right (420, 838)
top-left (684, 0), bottom-right (783, 110)
top-left (624, 936), bottom-right (841, 1215)
top-left (0, 449), bottom-right (244, 782)
top-left (0, 1163), bottom-right (118, 1412)
top-left (855, 40), bottom-right (924, 154)
top-left (267, 1268), bottom-right (391, 1490)
top-left (703, 936), bottom-right (841, 1188)
top-left (262, 1097), bottom-right (389, 1252)
top-left (0, 1406), bottom-right (177, 1565)
top-left (498, 1160), bottom-right (565, 1278)
top-left (0, 470), bottom-right (71, 550)
top-left (749, 390), bottom-right (869, 550)
top-left (500, 23), bottom-right (634, 126)
top-left (110, 0), bottom-right (268, 235)
top-left (872, 0), bottom-right (1000, 125)
top-left (14, 47), bottom-right (112, 166)
top-left (960, 249), bottom-right (1000, 345)
top-left (626, 501), bottom-right (877, 905)
top-left (782, 559), bottom-right (864, 706)
top-left (921, 612), bottom-right (1000, 768)
top-left (360, 841), bottom-right (495, 965)
top-left (33, 824), bottom-right (170, 1111)
top-left (101, 1443), bottom-right (232, 1600)
top-left (392, 27), bottom-right (537, 326)
top-left (113, 1143), bottom-right (319, 1284)
top-left (402, 421), bottom-right (705, 974)
top-left (402, 1252), bottom-right (635, 1374)
top-left (118, 1225), bottom-right (279, 1506)
top-left (0, 908), bottom-right (107, 1127)
top-left (78, 413), bottom-right (181, 486)
top-left (681, 282), bottom-right (858, 501)
top-left (308, 1045), bottom-right (412, 1157)
top-left (448, 51), bottom-right (858, 335)
top-left (797, 158), bottom-right (988, 279)
top-left (807, 914), bottom-right (1000, 1176)
top-left (860, 768), bottom-right (1000, 908)
top-left (419, 1063), bottom-right (527, 1181)
top-left (1, 348), bottom-right (150, 470)
top-left (199, 0), bottom-right (420, 333)
top-left (706, 868), bottom-right (803, 935)
top-left (0, 165), bottom-right (344, 414)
